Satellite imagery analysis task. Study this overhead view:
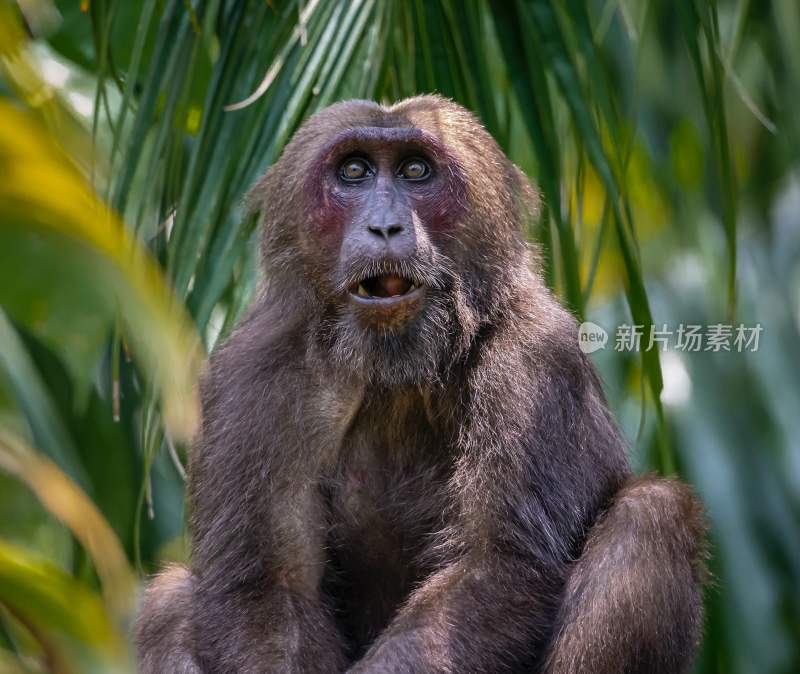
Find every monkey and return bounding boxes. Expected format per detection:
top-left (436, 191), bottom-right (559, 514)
top-left (135, 95), bottom-right (707, 674)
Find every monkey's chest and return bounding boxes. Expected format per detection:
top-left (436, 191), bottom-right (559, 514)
top-left (322, 430), bottom-right (452, 652)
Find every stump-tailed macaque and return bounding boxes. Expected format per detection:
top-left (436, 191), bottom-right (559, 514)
top-left (136, 96), bottom-right (707, 674)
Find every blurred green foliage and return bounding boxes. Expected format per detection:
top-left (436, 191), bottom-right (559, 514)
top-left (0, 1), bottom-right (798, 673)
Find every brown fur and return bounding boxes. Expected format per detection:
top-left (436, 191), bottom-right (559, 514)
top-left (135, 96), bottom-right (707, 674)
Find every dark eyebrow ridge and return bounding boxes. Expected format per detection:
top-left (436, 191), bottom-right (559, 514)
top-left (320, 126), bottom-right (448, 161)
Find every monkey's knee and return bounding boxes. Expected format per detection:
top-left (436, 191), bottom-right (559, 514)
top-left (135, 565), bottom-right (200, 674)
top-left (613, 476), bottom-right (708, 579)
top-left (543, 477), bottom-right (708, 673)
top-left (595, 476), bottom-right (709, 618)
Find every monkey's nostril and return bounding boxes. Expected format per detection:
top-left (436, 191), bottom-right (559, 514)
top-left (367, 224), bottom-right (404, 241)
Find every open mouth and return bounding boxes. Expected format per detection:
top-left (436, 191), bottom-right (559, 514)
top-left (348, 274), bottom-right (424, 303)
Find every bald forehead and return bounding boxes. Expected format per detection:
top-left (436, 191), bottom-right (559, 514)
top-left (319, 126), bottom-right (448, 163)
top-left (319, 98), bottom-right (463, 139)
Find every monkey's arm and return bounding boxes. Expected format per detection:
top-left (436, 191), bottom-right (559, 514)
top-left (137, 365), bottom-right (347, 674)
top-left (347, 554), bottom-right (561, 674)
top-left (185, 320), bottom-right (347, 674)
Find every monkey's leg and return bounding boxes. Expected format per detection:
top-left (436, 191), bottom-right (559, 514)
top-left (135, 565), bottom-right (200, 674)
top-left (541, 476), bottom-right (708, 674)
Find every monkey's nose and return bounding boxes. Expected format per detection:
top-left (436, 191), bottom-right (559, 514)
top-left (367, 222), bottom-right (404, 242)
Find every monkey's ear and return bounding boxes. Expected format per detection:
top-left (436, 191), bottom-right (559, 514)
top-left (243, 169), bottom-right (273, 219)
top-left (511, 165), bottom-right (541, 226)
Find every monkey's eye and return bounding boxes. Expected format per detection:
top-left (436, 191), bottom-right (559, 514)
top-left (397, 158), bottom-right (431, 181)
top-left (339, 158), bottom-right (372, 182)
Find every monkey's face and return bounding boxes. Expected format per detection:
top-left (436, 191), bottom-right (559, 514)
top-left (257, 97), bottom-right (534, 384)
top-left (307, 125), bottom-right (467, 333)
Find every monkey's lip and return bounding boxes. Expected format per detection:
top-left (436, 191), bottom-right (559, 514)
top-left (347, 274), bottom-right (425, 305)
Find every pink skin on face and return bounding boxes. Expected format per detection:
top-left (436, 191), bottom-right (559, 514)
top-left (304, 126), bottom-right (468, 243)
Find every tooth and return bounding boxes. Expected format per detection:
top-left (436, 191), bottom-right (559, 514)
top-left (358, 284), bottom-right (368, 297)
